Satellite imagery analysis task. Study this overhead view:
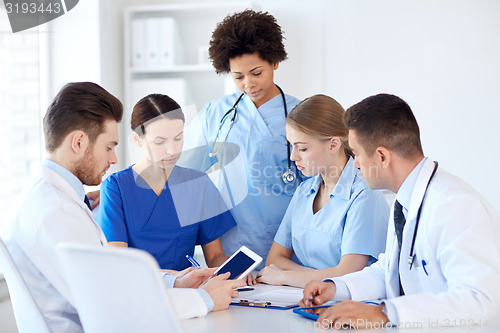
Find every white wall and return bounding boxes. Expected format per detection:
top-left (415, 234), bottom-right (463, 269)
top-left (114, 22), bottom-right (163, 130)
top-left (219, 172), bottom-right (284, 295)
top-left (98, 0), bottom-right (168, 100)
top-left (322, 0), bottom-right (500, 209)
top-left (45, 0), bottom-right (166, 176)
top-left (98, 0), bottom-right (167, 175)
top-left (46, 0), bottom-right (101, 98)
top-left (47, 0), bottom-right (500, 209)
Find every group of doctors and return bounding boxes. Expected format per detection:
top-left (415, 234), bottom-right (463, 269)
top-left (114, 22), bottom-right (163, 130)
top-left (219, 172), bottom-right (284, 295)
top-left (3, 8), bottom-right (500, 332)
top-left (96, 9), bottom-right (390, 291)
top-left (96, 9), bottom-right (500, 328)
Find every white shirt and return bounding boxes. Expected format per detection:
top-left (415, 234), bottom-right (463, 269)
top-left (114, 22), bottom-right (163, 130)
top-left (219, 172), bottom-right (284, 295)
top-left (2, 162), bottom-right (211, 332)
top-left (3, 164), bottom-right (106, 332)
top-left (328, 158), bottom-right (500, 327)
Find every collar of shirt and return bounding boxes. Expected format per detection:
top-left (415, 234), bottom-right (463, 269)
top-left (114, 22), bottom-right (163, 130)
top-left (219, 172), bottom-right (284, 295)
top-left (306, 156), bottom-right (356, 201)
top-left (42, 159), bottom-right (86, 201)
top-left (395, 156), bottom-right (427, 219)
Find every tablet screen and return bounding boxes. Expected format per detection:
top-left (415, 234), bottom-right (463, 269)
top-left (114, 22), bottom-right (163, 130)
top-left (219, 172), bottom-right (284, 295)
top-left (216, 251), bottom-right (255, 279)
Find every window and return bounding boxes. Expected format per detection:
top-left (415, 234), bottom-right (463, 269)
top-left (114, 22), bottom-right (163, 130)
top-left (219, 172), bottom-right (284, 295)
top-left (0, 11), bottom-right (43, 229)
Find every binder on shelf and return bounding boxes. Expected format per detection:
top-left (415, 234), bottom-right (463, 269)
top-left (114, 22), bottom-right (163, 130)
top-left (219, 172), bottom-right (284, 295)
top-left (158, 17), bottom-right (176, 67)
top-left (144, 17), bottom-right (161, 67)
top-left (130, 18), bottom-right (146, 68)
top-left (131, 16), bottom-right (185, 68)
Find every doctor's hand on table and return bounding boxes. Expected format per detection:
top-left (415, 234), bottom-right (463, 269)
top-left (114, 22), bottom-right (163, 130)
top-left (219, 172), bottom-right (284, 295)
top-left (201, 272), bottom-right (246, 311)
top-left (173, 267), bottom-right (218, 288)
top-left (256, 264), bottom-right (287, 285)
top-left (256, 264), bottom-right (314, 287)
top-left (301, 281), bottom-right (389, 329)
top-left (245, 271), bottom-right (257, 286)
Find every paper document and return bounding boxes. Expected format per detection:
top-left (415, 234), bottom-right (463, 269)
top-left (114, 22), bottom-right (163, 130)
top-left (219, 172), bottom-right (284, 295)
top-left (231, 288), bottom-right (303, 309)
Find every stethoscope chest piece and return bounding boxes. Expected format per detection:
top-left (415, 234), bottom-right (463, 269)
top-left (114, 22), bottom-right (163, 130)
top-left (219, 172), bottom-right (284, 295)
top-left (282, 169), bottom-right (296, 184)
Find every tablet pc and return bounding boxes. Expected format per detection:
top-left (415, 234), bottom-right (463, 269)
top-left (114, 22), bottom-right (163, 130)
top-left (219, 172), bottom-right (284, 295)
top-left (293, 306), bottom-right (332, 320)
top-left (215, 246), bottom-right (262, 280)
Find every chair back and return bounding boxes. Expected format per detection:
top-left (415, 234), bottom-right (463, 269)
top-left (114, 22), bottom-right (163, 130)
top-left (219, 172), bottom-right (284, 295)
top-left (0, 238), bottom-right (51, 333)
top-left (56, 243), bottom-right (183, 333)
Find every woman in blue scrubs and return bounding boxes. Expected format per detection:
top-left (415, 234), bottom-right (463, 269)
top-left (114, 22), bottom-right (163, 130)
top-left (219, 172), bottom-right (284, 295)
top-left (181, 10), bottom-right (302, 269)
top-left (256, 95), bottom-right (389, 288)
top-left (96, 94), bottom-right (236, 273)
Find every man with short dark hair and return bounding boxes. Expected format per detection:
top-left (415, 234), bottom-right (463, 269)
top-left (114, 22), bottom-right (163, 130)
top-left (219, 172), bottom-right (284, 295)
top-left (302, 93), bottom-right (500, 329)
top-left (2, 82), bottom-right (122, 331)
top-left (2, 82), bottom-right (242, 332)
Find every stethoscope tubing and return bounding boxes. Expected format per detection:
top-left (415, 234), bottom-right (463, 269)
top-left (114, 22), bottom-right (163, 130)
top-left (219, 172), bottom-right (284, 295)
top-left (408, 161), bottom-right (439, 269)
top-left (211, 85), bottom-right (296, 184)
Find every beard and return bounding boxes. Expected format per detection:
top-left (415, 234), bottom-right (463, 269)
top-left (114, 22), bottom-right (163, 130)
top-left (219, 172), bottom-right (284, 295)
top-left (74, 145), bottom-right (107, 186)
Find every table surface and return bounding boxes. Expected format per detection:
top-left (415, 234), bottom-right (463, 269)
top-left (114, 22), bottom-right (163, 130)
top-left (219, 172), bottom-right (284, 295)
top-left (179, 284), bottom-right (498, 333)
top-left (180, 284), bottom-right (323, 333)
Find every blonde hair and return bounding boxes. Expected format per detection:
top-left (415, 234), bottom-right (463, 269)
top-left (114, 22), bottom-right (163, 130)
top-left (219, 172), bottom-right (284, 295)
top-left (287, 94), bottom-right (352, 156)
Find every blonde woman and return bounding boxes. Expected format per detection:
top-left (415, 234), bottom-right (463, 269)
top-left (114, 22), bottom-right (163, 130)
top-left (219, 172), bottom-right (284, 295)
top-left (257, 95), bottom-right (389, 288)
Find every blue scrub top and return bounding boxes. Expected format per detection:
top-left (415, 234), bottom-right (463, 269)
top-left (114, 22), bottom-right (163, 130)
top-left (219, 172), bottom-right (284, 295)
top-left (181, 92), bottom-right (303, 269)
top-left (274, 157), bottom-right (389, 269)
top-left (96, 166), bottom-right (236, 270)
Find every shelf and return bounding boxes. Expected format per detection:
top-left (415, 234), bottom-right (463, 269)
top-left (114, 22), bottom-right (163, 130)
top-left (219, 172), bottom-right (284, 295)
top-left (123, 1), bottom-right (254, 165)
top-left (125, 2), bottom-right (253, 15)
top-left (129, 64), bottom-right (214, 74)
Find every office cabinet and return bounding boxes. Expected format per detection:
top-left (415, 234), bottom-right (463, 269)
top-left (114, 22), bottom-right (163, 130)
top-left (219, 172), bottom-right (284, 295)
top-left (123, 2), bottom-right (253, 163)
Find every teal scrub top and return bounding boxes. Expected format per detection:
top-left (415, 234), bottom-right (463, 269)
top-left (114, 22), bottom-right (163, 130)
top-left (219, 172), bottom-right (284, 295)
top-left (96, 166), bottom-right (236, 270)
top-left (274, 157), bottom-right (389, 269)
top-left (180, 92), bottom-right (302, 268)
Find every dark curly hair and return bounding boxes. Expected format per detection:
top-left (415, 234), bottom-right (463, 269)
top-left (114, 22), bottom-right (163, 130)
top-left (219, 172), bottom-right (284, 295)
top-left (209, 9), bottom-right (287, 74)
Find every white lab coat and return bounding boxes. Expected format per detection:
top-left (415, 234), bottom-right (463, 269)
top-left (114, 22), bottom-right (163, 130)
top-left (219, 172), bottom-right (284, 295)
top-left (332, 158), bottom-right (500, 328)
top-left (3, 166), bottom-right (208, 332)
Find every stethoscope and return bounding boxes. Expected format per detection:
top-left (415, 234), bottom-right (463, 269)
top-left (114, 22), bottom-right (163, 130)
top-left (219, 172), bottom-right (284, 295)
top-left (408, 161), bottom-right (439, 270)
top-left (209, 84), bottom-right (296, 184)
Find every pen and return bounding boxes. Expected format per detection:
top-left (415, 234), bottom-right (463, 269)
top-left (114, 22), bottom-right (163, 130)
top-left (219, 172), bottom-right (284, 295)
top-left (308, 292), bottom-right (320, 305)
top-left (186, 255), bottom-right (201, 268)
top-left (422, 260), bottom-right (429, 275)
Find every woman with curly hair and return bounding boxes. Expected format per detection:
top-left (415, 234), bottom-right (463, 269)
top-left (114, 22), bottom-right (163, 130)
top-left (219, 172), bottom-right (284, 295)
top-left (183, 10), bottom-right (302, 276)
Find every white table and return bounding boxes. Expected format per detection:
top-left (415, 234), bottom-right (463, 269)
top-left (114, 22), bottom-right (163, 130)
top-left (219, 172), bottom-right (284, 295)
top-left (180, 284), bottom-right (326, 333)
top-left (180, 284), bottom-right (498, 333)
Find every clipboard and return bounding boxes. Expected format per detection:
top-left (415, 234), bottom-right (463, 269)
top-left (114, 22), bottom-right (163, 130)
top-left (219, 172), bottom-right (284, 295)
top-left (231, 288), bottom-right (303, 310)
top-left (231, 299), bottom-right (298, 310)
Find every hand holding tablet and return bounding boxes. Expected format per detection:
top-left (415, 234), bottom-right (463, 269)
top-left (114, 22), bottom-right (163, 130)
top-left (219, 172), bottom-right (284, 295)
top-left (215, 246), bottom-right (262, 280)
top-left (202, 246), bottom-right (262, 286)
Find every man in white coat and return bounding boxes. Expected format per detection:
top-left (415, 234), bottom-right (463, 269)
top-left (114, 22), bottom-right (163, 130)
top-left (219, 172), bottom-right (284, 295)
top-left (2, 82), bottom-right (243, 332)
top-left (301, 93), bottom-right (500, 329)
